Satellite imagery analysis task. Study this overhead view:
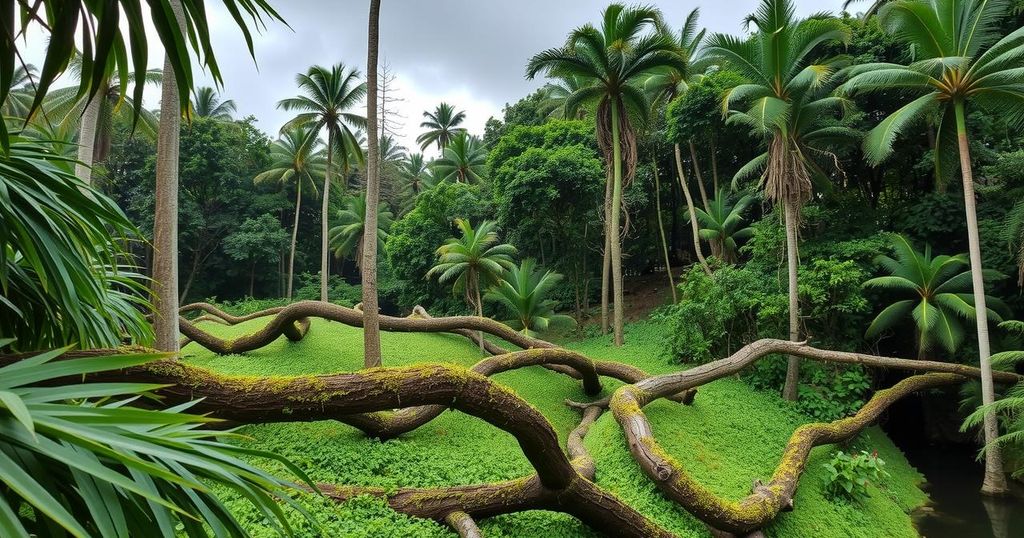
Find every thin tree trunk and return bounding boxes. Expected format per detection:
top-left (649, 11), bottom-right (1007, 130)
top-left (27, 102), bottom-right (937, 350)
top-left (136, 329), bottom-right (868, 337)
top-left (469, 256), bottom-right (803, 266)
top-left (249, 260), bottom-right (256, 297)
top-left (601, 167), bottom-right (612, 336)
top-left (361, 0), bottom-right (384, 368)
top-left (152, 0), bottom-right (185, 353)
top-left (781, 198), bottom-right (801, 402)
top-left (75, 82), bottom-right (104, 185)
top-left (179, 250), bottom-right (201, 303)
top-left (610, 100), bottom-right (625, 346)
top-left (689, 141), bottom-right (710, 211)
top-left (475, 279), bottom-right (485, 356)
top-left (321, 130), bottom-right (334, 303)
top-left (710, 134), bottom-right (720, 194)
top-left (287, 182), bottom-right (302, 300)
top-left (955, 101), bottom-right (1007, 495)
top-left (675, 144), bottom-right (711, 275)
top-left (652, 160), bottom-right (676, 303)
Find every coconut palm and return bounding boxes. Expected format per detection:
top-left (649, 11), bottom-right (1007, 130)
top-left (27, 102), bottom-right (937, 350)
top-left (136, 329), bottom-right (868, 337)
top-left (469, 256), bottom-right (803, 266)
top-left (428, 219), bottom-right (517, 352)
top-left (278, 63), bottom-right (367, 302)
top-left (695, 189), bottom-right (755, 264)
top-left (329, 192), bottom-right (392, 270)
top-left (706, 0), bottom-right (852, 400)
top-left (646, 7), bottom-right (714, 273)
top-left (400, 152), bottom-right (437, 200)
top-left (840, 0), bottom-right (1024, 494)
top-left (864, 235), bottom-right (1007, 358)
top-left (432, 131), bottom-right (487, 183)
top-left (416, 102), bottom-right (466, 151)
top-left (254, 127), bottom-right (326, 299)
top-left (527, 3), bottom-right (685, 346)
top-left (486, 258), bottom-right (577, 336)
top-left (191, 86), bottom-right (236, 120)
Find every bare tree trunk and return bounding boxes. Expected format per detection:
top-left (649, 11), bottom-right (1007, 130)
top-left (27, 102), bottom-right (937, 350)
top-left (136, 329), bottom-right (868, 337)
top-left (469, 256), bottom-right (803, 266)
top-left (689, 141), bottom-right (710, 211)
top-left (610, 101), bottom-right (625, 346)
top-left (601, 167), bottom-right (612, 335)
top-left (710, 134), bottom-right (720, 194)
top-left (75, 82), bottom-right (105, 185)
top-left (287, 182), bottom-right (302, 300)
top-left (475, 279), bottom-right (485, 356)
top-left (675, 144), bottom-right (711, 275)
top-left (361, 0), bottom-right (384, 368)
top-left (652, 160), bottom-right (676, 303)
top-left (954, 101), bottom-right (1007, 495)
top-left (152, 0), bottom-right (185, 353)
top-left (321, 131), bottom-right (334, 303)
top-left (781, 198), bottom-right (801, 402)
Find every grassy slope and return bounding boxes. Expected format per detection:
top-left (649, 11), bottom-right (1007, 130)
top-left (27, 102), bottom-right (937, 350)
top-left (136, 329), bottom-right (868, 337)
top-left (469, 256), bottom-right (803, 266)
top-left (183, 319), bottom-right (926, 537)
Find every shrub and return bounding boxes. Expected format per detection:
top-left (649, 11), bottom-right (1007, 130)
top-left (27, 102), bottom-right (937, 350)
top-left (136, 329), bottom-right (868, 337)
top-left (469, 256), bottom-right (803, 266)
top-left (822, 450), bottom-right (890, 503)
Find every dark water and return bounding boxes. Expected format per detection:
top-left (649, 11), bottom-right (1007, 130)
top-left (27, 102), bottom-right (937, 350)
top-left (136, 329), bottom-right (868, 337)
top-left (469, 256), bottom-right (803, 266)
top-left (882, 392), bottom-right (1024, 538)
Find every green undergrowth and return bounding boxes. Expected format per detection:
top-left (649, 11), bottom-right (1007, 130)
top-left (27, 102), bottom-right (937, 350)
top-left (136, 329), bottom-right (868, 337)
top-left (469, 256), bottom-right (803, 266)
top-left (182, 319), bottom-right (927, 537)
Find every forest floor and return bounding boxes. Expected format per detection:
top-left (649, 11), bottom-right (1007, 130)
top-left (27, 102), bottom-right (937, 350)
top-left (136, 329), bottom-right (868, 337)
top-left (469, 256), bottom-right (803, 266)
top-left (181, 317), bottom-right (929, 537)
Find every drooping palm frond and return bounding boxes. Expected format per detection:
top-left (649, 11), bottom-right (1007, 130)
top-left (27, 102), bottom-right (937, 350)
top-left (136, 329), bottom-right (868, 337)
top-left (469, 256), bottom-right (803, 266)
top-left (328, 193), bottom-right (392, 269)
top-left (694, 189), bottom-right (755, 263)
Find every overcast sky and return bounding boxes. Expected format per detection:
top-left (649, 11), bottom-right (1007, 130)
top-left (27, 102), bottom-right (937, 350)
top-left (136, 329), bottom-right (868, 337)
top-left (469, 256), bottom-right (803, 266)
top-left (22, 0), bottom-right (851, 156)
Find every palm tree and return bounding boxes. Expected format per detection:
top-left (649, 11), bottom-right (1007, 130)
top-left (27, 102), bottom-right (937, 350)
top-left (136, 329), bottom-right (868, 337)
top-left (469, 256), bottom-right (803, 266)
top-left (432, 131), bottom-right (487, 183)
top-left (152, 0), bottom-right (187, 352)
top-left (706, 0), bottom-right (852, 400)
top-left (864, 235), bottom-right (1007, 359)
top-left (539, 75), bottom-right (589, 119)
top-left (428, 219), bottom-right (517, 352)
top-left (416, 102), bottom-right (466, 151)
top-left (191, 86), bottom-right (236, 120)
top-left (399, 152), bottom-right (437, 208)
top-left (695, 189), bottom-right (755, 264)
top-left (254, 127), bottom-right (326, 299)
top-left (527, 3), bottom-right (685, 346)
top-left (646, 7), bottom-right (713, 274)
top-left (486, 258), bottom-right (577, 336)
top-left (840, 0), bottom-right (1024, 494)
top-left (278, 63), bottom-right (367, 302)
top-left (330, 192), bottom-right (392, 270)
top-left (1, 64), bottom-right (38, 118)
top-left (1005, 200), bottom-right (1024, 287)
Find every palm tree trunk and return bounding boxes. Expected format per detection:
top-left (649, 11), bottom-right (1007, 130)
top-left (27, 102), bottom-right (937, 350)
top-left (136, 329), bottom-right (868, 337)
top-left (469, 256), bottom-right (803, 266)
top-left (287, 182), bottom-right (302, 300)
top-left (781, 198), bottom-right (801, 402)
top-left (689, 141), bottom-right (710, 211)
top-left (361, 0), bottom-right (384, 368)
top-left (710, 134), bottom-right (720, 194)
top-left (475, 278), bottom-right (485, 356)
top-left (75, 82), bottom-right (105, 185)
top-left (675, 144), bottom-right (711, 275)
top-left (321, 130), bottom-right (334, 303)
top-left (954, 101), bottom-right (1008, 495)
top-left (652, 160), bottom-right (676, 303)
top-left (152, 0), bottom-right (185, 353)
top-left (609, 100), bottom-right (625, 346)
top-left (601, 167), bottom-right (612, 335)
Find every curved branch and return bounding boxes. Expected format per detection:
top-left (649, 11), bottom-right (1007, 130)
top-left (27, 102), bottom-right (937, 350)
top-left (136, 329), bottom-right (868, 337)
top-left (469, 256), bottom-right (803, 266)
top-left (179, 302), bottom-right (286, 324)
top-left (445, 511), bottom-right (482, 538)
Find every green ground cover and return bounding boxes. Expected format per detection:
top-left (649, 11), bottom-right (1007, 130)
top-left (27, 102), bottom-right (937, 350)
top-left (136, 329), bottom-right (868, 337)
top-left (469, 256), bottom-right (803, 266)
top-left (182, 319), bottom-right (927, 537)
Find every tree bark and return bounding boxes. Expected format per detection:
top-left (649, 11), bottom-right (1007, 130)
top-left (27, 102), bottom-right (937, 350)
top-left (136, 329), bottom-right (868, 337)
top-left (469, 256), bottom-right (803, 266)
top-left (152, 0), bottom-right (185, 353)
top-left (954, 100), bottom-right (1008, 495)
top-left (609, 99), bottom-right (625, 346)
top-left (710, 134), bottom-right (720, 194)
top-left (689, 141), bottom-right (710, 211)
top-left (361, 0), bottom-right (384, 368)
top-left (74, 81), bottom-right (105, 185)
top-left (287, 182), bottom-right (302, 300)
top-left (321, 130), bottom-right (334, 303)
top-left (601, 167), bottom-right (612, 335)
top-left (781, 198), bottom-right (801, 401)
top-left (652, 159), bottom-right (676, 303)
top-left (675, 144), bottom-right (711, 275)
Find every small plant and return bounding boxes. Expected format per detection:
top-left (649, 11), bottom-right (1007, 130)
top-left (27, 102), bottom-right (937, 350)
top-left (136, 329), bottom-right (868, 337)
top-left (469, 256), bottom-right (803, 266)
top-left (822, 450), bottom-right (889, 502)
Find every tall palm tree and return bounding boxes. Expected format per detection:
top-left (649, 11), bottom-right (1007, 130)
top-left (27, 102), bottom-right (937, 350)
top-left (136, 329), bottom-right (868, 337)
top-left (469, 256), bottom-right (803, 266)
top-left (527, 3), bottom-right (685, 346)
top-left (646, 7), bottom-right (713, 274)
top-left (254, 127), bottom-right (326, 299)
top-left (363, 0), bottom-right (384, 367)
top-left (416, 102), bottom-right (466, 151)
top-left (428, 219), bottom-right (517, 353)
top-left (864, 235), bottom-right (1007, 359)
top-left (278, 63), bottom-right (367, 303)
top-left (432, 131), bottom-right (486, 183)
top-left (330, 192), bottom-right (392, 270)
top-left (399, 152), bottom-right (437, 203)
top-left (841, 0), bottom-right (1024, 494)
top-left (152, 0), bottom-right (187, 352)
top-left (191, 86), bottom-right (236, 120)
top-left (486, 258), bottom-right (577, 336)
top-left (706, 0), bottom-right (851, 400)
top-left (695, 189), bottom-right (755, 264)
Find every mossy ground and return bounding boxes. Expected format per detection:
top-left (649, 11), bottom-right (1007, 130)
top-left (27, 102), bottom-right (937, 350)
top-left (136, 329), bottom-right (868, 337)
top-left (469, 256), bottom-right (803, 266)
top-left (183, 318), bottom-right (927, 537)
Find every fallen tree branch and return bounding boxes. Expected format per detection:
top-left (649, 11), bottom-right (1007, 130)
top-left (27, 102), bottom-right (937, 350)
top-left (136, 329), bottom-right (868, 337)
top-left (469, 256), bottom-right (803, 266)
top-left (445, 511), bottom-right (482, 538)
top-left (179, 302), bottom-right (286, 324)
